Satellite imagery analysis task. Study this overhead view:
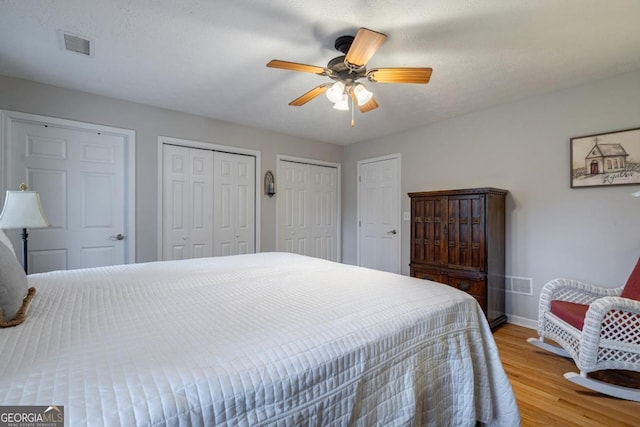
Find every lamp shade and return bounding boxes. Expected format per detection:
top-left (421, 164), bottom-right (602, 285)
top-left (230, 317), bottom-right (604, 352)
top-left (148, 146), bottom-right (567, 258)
top-left (0, 191), bottom-right (50, 229)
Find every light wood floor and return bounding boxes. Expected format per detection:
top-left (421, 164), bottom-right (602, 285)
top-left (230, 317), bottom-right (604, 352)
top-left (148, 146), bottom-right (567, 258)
top-left (493, 324), bottom-right (640, 427)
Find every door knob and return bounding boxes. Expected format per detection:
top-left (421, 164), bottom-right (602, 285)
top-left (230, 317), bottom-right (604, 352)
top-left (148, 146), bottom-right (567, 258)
top-left (110, 234), bottom-right (125, 241)
top-left (388, 229), bottom-right (397, 235)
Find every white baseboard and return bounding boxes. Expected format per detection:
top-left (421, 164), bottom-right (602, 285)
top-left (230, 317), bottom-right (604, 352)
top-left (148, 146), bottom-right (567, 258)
top-left (506, 314), bottom-right (537, 330)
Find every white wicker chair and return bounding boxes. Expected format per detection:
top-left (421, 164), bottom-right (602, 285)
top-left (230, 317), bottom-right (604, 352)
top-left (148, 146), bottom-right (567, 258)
top-left (527, 266), bottom-right (640, 401)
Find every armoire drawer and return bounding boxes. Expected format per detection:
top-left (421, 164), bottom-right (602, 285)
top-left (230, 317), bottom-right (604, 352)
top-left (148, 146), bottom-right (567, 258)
top-left (411, 266), bottom-right (448, 285)
top-left (446, 274), bottom-right (486, 296)
top-left (412, 265), bottom-right (487, 311)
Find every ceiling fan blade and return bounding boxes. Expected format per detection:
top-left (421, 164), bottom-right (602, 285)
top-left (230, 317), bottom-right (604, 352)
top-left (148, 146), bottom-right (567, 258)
top-left (358, 96), bottom-right (379, 113)
top-left (345, 28), bottom-right (387, 69)
top-left (289, 83), bottom-right (332, 106)
top-left (367, 67), bottom-right (433, 84)
top-left (267, 60), bottom-right (327, 75)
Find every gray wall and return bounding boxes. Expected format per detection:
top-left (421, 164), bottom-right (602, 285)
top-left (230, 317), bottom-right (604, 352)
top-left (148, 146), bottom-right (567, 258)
top-left (342, 70), bottom-right (640, 324)
top-left (0, 75), bottom-right (341, 263)
top-left (3, 70), bottom-right (639, 325)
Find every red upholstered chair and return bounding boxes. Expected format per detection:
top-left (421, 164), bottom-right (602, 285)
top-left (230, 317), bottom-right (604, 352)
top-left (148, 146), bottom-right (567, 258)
top-left (527, 257), bottom-right (640, 401)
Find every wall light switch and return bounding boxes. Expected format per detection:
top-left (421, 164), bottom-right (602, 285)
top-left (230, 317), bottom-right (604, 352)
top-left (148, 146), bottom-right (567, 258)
top-left (403, 211), bottom-right (410, 221)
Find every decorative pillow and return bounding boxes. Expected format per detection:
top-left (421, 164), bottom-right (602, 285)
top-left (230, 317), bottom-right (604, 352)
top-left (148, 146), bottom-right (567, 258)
top-left (621, 257), bottom-right (640, 301)
top-left (0, 229), bottom-right (16, 258)
top-left (0, 238), bottom-right (35, 327)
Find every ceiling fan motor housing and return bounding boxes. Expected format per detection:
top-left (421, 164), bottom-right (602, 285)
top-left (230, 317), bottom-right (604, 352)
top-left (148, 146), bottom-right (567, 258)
top-left (327, 55), bottom-right (366, 82)
top-left (334, 35), bottom-right (354, 54)
top-left (328, 34), bottom-right (367, 82)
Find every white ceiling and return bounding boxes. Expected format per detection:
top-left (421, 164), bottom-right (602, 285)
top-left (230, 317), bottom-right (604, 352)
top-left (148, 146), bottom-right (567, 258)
top-left (1, 0), bottom-right (639, 145)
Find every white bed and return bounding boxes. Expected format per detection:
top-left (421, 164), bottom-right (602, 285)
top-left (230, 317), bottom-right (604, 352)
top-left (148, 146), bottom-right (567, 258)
top-left (0, 252), bottom-right (519, 426)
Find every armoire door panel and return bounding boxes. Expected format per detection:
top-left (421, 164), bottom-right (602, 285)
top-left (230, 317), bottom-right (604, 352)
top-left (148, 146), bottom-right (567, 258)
top-left (412, 196), bottom-right (446, 266)
top-left (447, 195), bottom-right (486, 271)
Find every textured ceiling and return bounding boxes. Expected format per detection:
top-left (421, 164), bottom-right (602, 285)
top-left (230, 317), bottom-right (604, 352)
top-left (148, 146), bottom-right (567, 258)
top-left (1, 0), bottom-right (639, 145)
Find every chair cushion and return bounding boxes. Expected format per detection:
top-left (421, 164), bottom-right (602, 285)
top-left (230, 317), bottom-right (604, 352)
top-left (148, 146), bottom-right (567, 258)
top-left (551, 300), bottom-right (589, 330)
top-left (621, 257), bottom-right (640, 301)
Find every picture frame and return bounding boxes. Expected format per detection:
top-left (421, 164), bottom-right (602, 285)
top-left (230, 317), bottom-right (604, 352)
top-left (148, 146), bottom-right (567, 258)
top-left (570, 127), bottom-right (640, 188)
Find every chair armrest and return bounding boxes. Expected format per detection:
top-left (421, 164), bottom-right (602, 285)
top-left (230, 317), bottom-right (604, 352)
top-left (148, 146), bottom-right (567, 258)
top-left (540, 278), bottom-right (622, 308)
top-left (579, 296), bottom-right (640, 370)
top-left (537, 278), bottom-right (623, 331)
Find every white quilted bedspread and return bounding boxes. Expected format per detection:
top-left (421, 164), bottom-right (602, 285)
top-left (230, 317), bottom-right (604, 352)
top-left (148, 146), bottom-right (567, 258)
top-left (0, 253), bottom-right (519, 426)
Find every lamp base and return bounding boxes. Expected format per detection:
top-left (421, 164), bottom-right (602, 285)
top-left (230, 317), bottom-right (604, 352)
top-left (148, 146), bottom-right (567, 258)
top-left (21, 227), bottom-right (28, 274)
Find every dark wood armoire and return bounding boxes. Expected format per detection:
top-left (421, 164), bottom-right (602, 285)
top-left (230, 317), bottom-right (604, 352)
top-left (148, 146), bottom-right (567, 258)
top-left (409, 187), bottom-right (508, 329)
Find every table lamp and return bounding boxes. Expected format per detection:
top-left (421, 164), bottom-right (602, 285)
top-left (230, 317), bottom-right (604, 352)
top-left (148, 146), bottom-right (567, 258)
top-left (0, 183), bottom-right (51, 274)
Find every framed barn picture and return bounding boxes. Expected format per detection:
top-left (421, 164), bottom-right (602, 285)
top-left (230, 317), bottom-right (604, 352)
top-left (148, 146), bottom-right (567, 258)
top-left (570, 127), bottom-right (640, 188)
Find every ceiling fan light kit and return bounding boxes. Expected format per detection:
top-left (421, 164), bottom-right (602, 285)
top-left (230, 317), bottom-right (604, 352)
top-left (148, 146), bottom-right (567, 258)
top-left (333, 94), bottom-right (350, 111)
top-left (326, 81), bottom-right (345, 103)
top-left (352, 83), bottom-right (373, 105)
top-left (267, 27), bottom-right (432, 126)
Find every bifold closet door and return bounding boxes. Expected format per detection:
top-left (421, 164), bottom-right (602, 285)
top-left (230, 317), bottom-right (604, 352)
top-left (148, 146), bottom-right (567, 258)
top-left (162, 144), bottom-right (214, 260)
top-left (279, 161), bottom-right (309, 255)
top-left (309, 164), bottom-right (338, 261)
top-left (278, 160), bottom-right (338, 261)
top-left (212, 151), bottom-right (256, 256)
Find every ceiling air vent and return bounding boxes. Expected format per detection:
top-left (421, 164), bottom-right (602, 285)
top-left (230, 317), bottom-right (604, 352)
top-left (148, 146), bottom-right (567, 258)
top-left (59, 31), bottom-right (92, 56)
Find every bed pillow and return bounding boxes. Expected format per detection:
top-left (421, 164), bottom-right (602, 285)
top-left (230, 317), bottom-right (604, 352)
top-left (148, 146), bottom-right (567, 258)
top-left (0, 237), bottom-right (35, 327)
top-left (0, 229), bottom-right (16, 258)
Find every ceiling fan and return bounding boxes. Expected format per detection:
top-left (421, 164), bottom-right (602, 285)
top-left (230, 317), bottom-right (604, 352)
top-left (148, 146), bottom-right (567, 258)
top-left (267, 27), bottom-right (432, 126)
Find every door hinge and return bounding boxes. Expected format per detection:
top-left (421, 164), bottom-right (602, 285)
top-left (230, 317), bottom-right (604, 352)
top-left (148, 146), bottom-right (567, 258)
top-left (359, 220), bottom-right (361, 227)
top-left (358, 175), bottom-right (361, 183)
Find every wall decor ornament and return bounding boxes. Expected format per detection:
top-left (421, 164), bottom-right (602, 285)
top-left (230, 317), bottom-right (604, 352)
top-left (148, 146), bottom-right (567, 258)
top-left (570, 127), bottom-right (640, 188)
top-left (264, 170), bottom-right (276, 197)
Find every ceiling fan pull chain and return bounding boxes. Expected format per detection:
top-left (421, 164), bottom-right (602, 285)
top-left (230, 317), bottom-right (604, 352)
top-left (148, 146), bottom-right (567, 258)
top-left (351, 96), bottom-right (355, 127)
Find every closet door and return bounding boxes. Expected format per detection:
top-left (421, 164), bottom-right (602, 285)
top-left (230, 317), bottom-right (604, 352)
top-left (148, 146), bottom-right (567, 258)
top-left (278, 160), bottom-right (339, 261)
top-left (162, 144), bottom-right (214, 260)
top-left (212, 151), bottom-right (256, 256)
top-left (309, 165), bottom-right (338, 261)
top-left (278, 161), bottom-right (309, 255)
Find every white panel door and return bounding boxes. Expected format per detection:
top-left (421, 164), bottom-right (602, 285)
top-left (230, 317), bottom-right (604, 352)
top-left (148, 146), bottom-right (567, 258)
top-left (278, 161), bottom-right (309, 255)
top-left (162, 144), bottom-right (214, 260)
top-left (358, 156), bottom-right (400, 273)
top-left (9, 120), bottom-right (128, 272)
top-left (278, 160), bottom-right (339, 261)
top-left (309, 165), bottom-right (338, 261)
top-left (212, 151), bottom-right (256, 256)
